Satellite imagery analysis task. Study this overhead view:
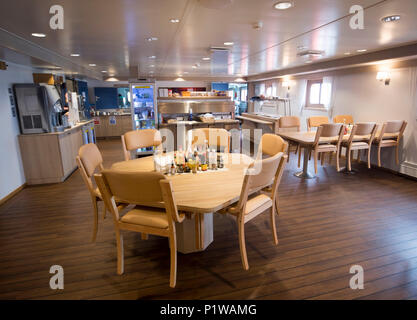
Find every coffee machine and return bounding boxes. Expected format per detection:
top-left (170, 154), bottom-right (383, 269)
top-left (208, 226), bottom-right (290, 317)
top-left (14, 84), bottom-right (65, 134)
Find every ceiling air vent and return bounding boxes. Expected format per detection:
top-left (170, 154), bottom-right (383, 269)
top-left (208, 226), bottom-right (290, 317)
top-left (297, 50), bottom-right (324, 57)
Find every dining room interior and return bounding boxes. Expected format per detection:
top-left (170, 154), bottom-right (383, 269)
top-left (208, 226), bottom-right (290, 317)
top-left (1, 0), bottom-right (417, 303)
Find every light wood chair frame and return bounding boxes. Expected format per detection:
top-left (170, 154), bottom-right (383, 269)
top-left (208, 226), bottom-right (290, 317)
top-left (121, 129), bottom-right (163, 161)
top-left (311, 124), bottom-right (345, 174)
top-left (95, 172), bottom-right (185, 288)
top-left (374, 121), bottom-right (407, 167)
top-left (278, 116), bottom-right (301, 164)
top-left (226, 153), bottom-right (287, 270)
top-left (342, 123), bottom-right (377, 171)
top-left (76, 148), bottom-right (106, 243)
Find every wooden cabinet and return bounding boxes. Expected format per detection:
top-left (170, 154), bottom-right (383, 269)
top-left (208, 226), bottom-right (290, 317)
top-left (18, 121), bottom-right (92, 185)
top-left (95, 115), bottom-right (133, 138)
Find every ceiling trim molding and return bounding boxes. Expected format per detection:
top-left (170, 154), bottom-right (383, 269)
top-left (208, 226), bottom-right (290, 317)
top-left (246, 42), bottom-right (417, 82)
top-left (0, 27), bottom-right (103, 80)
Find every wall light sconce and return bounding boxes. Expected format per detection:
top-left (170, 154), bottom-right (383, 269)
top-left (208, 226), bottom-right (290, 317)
top-left (376, 71), bottom-right (391, 85)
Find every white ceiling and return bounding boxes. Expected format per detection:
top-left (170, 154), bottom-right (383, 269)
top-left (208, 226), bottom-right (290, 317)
top-left (0, 0), bottom-right (416, 80)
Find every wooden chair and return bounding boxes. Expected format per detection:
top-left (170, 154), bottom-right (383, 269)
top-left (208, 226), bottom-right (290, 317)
top-left (76, 143), bottom-right (106, 242)
top-left (121, 129), bottom-right (162, 161)
top-left (191, 128), bottom-right (231, 153)
top-left (278, 116), bottom-right (301, 163)
top-left (341, 122), bottom-right (377, 171)
top-left (333, 115), bottom-right (354, 124)
top-left (94, 170), bottom-right (185, 288)
top-left (256, 133), bottom-right (288, 159)
top-left (222, 151), bottom-right (287, 270)
top-left (307, 116), bottom-right (329, 131)
top-left (373, 120), bottom-right (407, 167)
top-left (311, 124), bottom-right (344, 173)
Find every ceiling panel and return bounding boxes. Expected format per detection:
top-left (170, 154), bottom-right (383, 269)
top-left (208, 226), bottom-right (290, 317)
top-left (0, 0), bottom-right (416, 79)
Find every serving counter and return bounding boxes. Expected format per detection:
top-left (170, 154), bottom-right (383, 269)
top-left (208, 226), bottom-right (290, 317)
top-left (93, 114), bottom-right (133, 138)
top-left (18, 120), bottom-right (94, 185)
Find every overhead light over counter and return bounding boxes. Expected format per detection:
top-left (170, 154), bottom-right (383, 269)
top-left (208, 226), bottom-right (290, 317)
top-left (224, 42), bottom-right (234, 46)
top-left (234, 78), bottom-right (245, 82)
top-left (89, 64), bottom-right (96, 67)
top-left (170, 18), bottom-right (180, 23)
top-left (148, 56), bottom-right (156, 59)
top-left (381, 15), bottom-right (400, 23)
top-left (175, 77), bottom-right (185, 82)
top-left (101, 70), bottom-right (107, 73)
top-left (31, 33), bottom-right (46, 38)
top-left (70, 53), bottom-right (80, 57)
top-left (202, 57), bottom-right (211, 61)
top-left (357, 49), bottom-right (367, 53)
top-left (274, 1), bottom-right (293, 10)
top-left (146, 37), bottom-right (158, 42)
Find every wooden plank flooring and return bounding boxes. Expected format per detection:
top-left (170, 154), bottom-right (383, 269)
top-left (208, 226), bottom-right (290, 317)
top-left (1, 138), bottom-right (417, 300)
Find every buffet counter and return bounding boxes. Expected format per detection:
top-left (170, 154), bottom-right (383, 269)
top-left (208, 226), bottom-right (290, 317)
top-left (93, 114), bottom-right (133, 138)
top-left (18, 120), bottom-right (94, 185)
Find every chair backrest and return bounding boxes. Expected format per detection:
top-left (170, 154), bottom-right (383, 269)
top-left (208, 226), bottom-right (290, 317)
top-left (377, 120), bottom-right (407, 143)
top-left (236, 152), bottom-right (284, 213)
top-left (333, 115), bottom-right (354, 124)
top-left (385, 120), bottom-right (406, 134)
top-left (76, 143), bottom-right (104, 197)
top-left (122, 129), bottom-right (162, 161)
top-left (307, 116), bottom-right (329, 131)
top-left (95, 170), bottom-right (181, 224)
top-left (279, 116), bottom-right (300, 131)
top-left (258, 134), bottom-right (288, 158)
top-left (313, 123), bottom-right (344, 147)
top-left (348, 122), bottom-right (377, 145)
top-left (191, 128), bottom-right (230, 152)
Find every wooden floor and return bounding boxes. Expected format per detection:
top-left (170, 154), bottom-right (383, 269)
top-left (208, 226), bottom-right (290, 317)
top-left (1, 138), bottom-right (417, 300)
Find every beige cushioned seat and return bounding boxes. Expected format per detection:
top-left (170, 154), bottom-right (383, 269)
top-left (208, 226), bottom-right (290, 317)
top-left (121, 206), bottom-right (169, 229)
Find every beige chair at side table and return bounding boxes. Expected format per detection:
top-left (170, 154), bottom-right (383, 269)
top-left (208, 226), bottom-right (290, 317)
top-left (76, 143), bottom-right (106, 242)
top-left (373, 120), bottom-right (407, 167)
top-left (256, 133), bottom-right (288, 159)
top-left (307, 116), bottom-right (329, 131)
top-left (341, 122), bottom-right (377, 171)
top-left (311, 124), bottom-right (345, 173)
top-left (222, 151), bottom-right (287, 270)
top-left (191, 128), bottom-right (231, 153)
top-left (95, 170), bottom-right (185, 288)
top-left (278, 116), bottom-right (301, 163)
top-left (333, 115), bottom-right (354, 125)
top-left (121, 129), bottom-right (162, 161)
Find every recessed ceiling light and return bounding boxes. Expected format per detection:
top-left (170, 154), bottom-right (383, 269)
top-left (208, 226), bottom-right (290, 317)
top-left (224, 42), bottom-right (234, 46)
top-left (148, 56), bottom-right (156, 59)
top-left (175, 77), bottom-right (185, 82)
top-left (344, 52), bottom-right (351, 55)
top-left (170, 19), bottom-right (180, 23)
top-left (202, 57), bottom-right (211, 61)
top-left (70, 53), bottom-right (80, 57)
top-left (31, 33), bottom-right (46, 38)
top-left (101, 70), bottom-right (108, 73)
top-left (192, 65), bottom-right (197, 69)
top-left (183, 71), bottom-right (189, 74)
top-left (357, 49), bottom-right (367, 52)
top-left (149, 65), bottom-right (155, 67)
top-left (274, 2), bottom-right (293, 10)
top-left (305, 60), bottom-right (313, 63)
top-left (89, 64), bottom-right (96, 67)
top-left (146, 37), bottom-right (158, 42)
top-left (381, 15), bottom-right (400, 23)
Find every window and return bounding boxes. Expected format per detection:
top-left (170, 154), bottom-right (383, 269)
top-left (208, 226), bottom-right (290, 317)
top-left (306, 79), bottom-right (331, 109)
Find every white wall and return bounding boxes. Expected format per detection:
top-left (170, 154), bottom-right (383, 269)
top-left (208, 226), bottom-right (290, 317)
top-left (274, 67), bottom-right (417, 175)
top-left (0, 62), bottom-right (33, 199)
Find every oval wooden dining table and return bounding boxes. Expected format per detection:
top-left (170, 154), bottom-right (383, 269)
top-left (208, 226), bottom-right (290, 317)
top-left (111, 153), bottom-right (254, 254)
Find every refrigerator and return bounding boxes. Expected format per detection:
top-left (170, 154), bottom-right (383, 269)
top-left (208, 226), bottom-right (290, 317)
top-left (129, 83), bottom-right (157, 155)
